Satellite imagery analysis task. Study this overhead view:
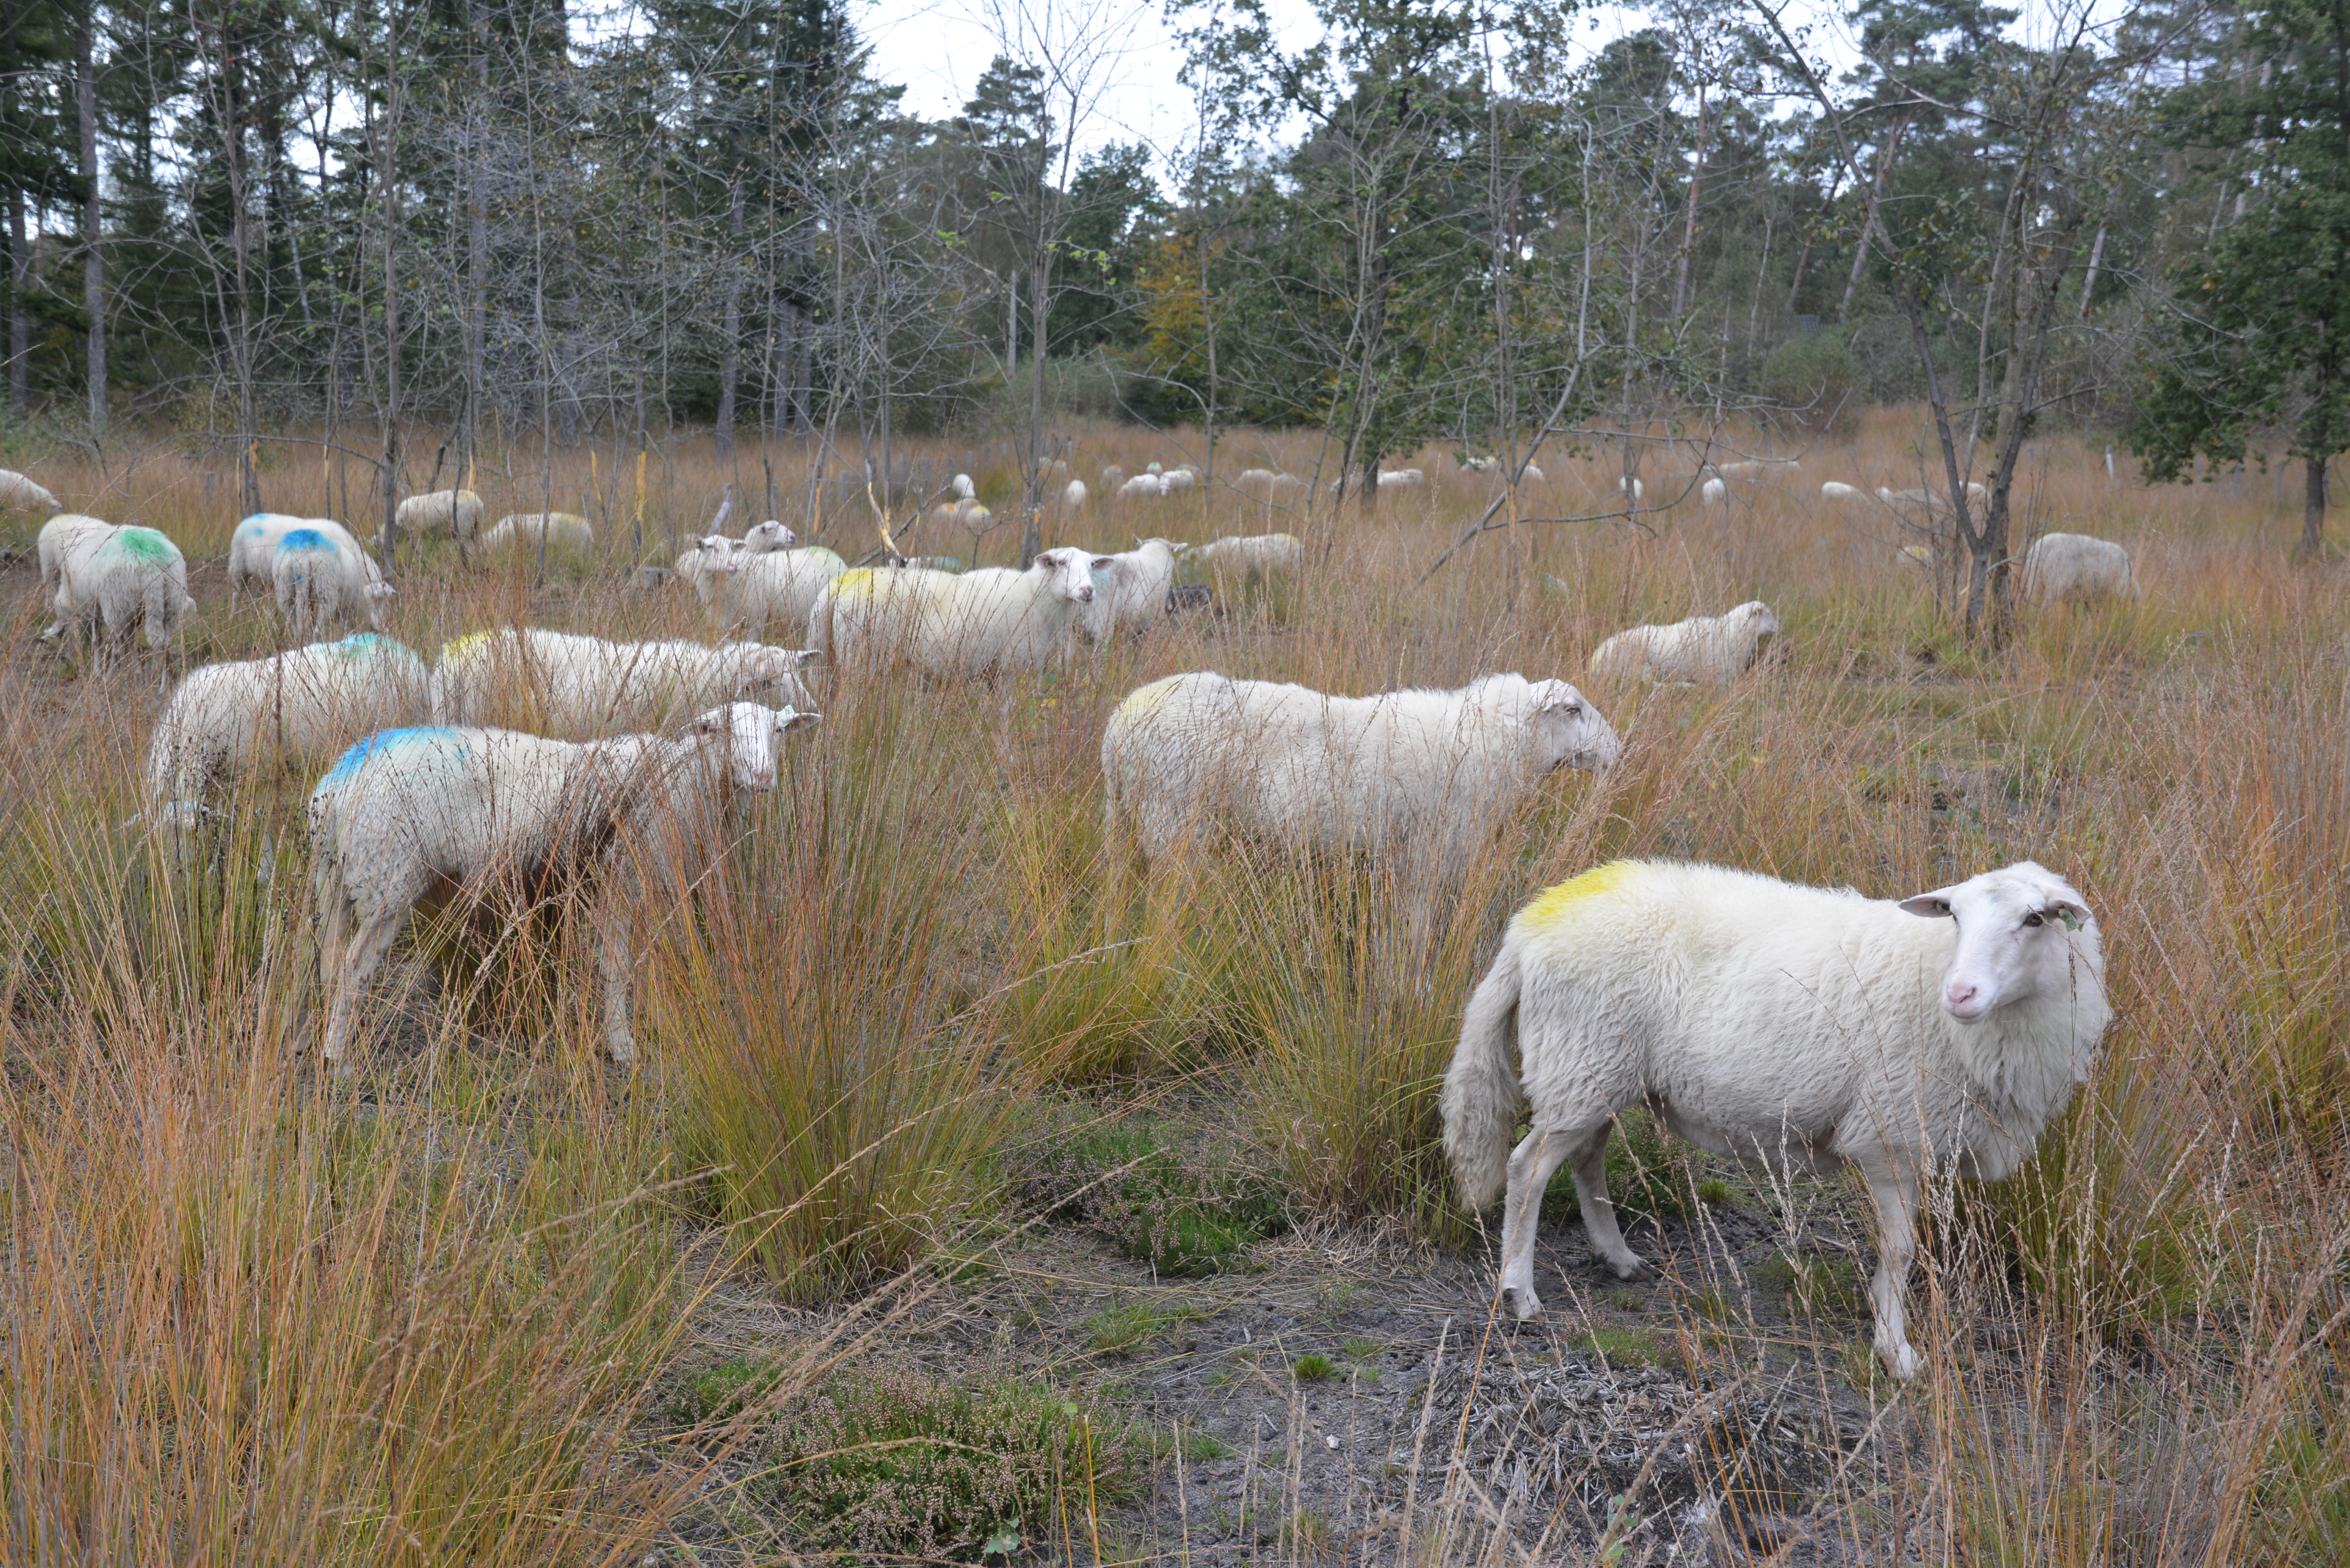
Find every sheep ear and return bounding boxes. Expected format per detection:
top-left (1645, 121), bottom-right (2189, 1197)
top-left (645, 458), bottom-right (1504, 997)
top-left (778, 710), bottom-right (821, 733)
top-left (793, 649), bottom-right (821, 668)
top-left (1898, 894), bottom-right (1955, 919)
top-left (2052, 900), bottom-right (2088, 931)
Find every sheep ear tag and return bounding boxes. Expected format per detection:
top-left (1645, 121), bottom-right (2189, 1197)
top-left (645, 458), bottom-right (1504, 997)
top-left (1898, 895), bottom-right (1954, 918)
top-left (2057, 905), bottom-right (2086, 931)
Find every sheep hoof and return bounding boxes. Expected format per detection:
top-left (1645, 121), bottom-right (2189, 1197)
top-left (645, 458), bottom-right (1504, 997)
top-left (1884, 1342), bottom-right (1923, 1380)
top-left (1501, 1286), bottom-right (1543, 1321)
top-left (1608, 1257), bottom-right (1658, 1283)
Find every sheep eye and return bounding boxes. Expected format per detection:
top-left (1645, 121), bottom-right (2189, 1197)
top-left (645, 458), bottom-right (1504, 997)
top-left (2021, 912), bottom-right (2044, 928)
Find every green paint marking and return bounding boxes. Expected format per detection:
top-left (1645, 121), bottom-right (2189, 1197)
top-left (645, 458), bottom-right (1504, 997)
top-left (111, 528), bottom-right (176, 563)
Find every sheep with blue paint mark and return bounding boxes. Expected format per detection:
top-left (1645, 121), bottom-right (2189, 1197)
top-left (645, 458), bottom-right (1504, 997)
top-left (805, 548), bottom-right (1109, 678)
top-left (273, 526), bottom-right (395, 639)
top-left (146, 634), bottom-right (431, 820)
top-left (431, 627), bottom-right (817, 736)
top-left (306, 702), bottom-right (821, 1065)
top-left (1442, 858), bottom-right (2111, 1379)
top-left (44, 520), bottom-right (197, 652)
top-left (227, 513), bottom-right (371, 605)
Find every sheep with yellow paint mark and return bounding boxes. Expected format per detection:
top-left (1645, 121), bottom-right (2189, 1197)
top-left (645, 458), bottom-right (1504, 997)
top-left (1442, 857), bottom-right (2111, 1381)
top-left (803, 549), bottom-right (1109, 679)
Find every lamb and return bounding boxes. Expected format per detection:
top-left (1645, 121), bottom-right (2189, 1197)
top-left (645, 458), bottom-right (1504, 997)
top-left (719, 545), bottom-right (848, 639)
top-left (307, 701), bottom-right (821, 1066)
top-left (227, 513), bottom-right (372, 605)
top-left (274, 527), bottom-right (396, 639)
top-left (1821, 481), bottom-right (1865, 502)
top-left (482, 511), bottom-right (594, 551)
top-left (1441, 858), bottom-right (2110, 1379)
top-left (1189, 532), bottom-right (1303, 588)
top-left (1101, 672), bottom-right (1620, 898)
top-left (1078, 538), bottom-right (1179, 645)
top-left (1, 468), bottom-right (59, 514)
top-left (147, 633), bottom-right (432, 818)
top-left (431, 627), bottom-right (817, 736)
top-left (1589, 601), bottom-right (1780, 685)
top-left (394, 488), bottom-right (484, 540)
top-left (806, 548), bottom-right (1108, 678)
top-left (46, 521), bottom-right (198, 652)
top-left (2022, 533), bottom-right (2138, 605)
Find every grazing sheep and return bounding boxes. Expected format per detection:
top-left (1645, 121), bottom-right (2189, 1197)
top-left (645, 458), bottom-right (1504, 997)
top-left (1878, 483), bottom-right (1988, 511)
top-left (482, 511), bottom-right (594, 551)
top-left (1189, 532), bottom-right (1304, 589)
top-left (37, 513), bottom-right (113, 596)
top-left (1079, 538), bottom-right (1180, 645)
top-left (274, 527), bottom-right (396, 639)
top-left (1461, 456), bottom-right (1499, 472)
top-left (1064, 479), bottom-right (1088, 510)
top-left (2023, 533), bottom-right (2138, 605)
top-left (1710, 459), bottom-right (1799, 480)
top-left (1821, 481), bottom-right (1865, 502)
top-left (1617, 477), bottom-right (1645, 503)
top-left (47, 522), bottom-right (197, 652)
top-left (743, 519), bottom-right (798, 553)
top-left (1897, 543), bottom-right (1939, 573)
top-left (1589, 601), bottom-right (1780, 686)
top-left (1442, 858), bottom-right (2110, 1378)
top-left (1102, 672), bottom-right (1621, 900)
top-left (952, 472), bottom-right (976, 501)
top-left (720, 545), bottom-right (848, 639)
top-left (1378, 468), bottom-right (1426, 489)
top-left (147, 633), bottom-right (432, 817)
top-left (432, 627), bottom-right (817, 735)
top-left (394, 488), bottom-right (484, 541)
top-left (1118, 472), bottom-right (1167, 501)
top-left (807, 548), bottom-right (1108, 679)
top-left (1235, 468), bottom-right (1306, 495)
top-left (1520, 463), bottom-right (1546, 482)
top-left (1, 468), bottom-right (59, 514)
top-left (1101, 465), bottom-right (1127, 490)
top-left (1163, 467), bottom-right (1198, 492)
top-left (228, 514), bottom-right (372, 605)
top-left (1700, 476), bottom-right (1727, 505)
top-left (307, 701), bottom-right (821, 1066)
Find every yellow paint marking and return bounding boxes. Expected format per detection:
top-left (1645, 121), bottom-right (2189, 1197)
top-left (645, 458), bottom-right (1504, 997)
top-left (1518, 860), bottom-right (1641, 933)
top-left (1114, 675), bottom-right (1187, 723)
top-left (443, 630), bottom-right (493, 665)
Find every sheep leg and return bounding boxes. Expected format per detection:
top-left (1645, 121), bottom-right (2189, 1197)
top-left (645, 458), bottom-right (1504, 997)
top-left (590, 898), bottom-right (638, 1066)
top-left (1864, 1169), bottom-right (1925, 1380)
top-left (1498, 1127), bottom-right (1574, 1319)
top-left (320, 905), bottom-right (412, 1069)
top-left (1566, 1121), bottom-right (1658, 1282)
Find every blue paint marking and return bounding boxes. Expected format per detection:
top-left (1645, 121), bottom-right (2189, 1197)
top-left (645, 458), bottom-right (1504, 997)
top-left (319, 726), bottom-right (464, 790)
top-left (279, 527), bottom-right (331, 553)
top-left (333, 633), bottom-right (391, 658)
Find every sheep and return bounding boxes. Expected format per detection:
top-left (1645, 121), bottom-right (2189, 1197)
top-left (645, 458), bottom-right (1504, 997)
top-left (1589, 601), bottom-right (1780, 686)
top-left (394, 488), bottom-right (484, 541)
top-left (952, 472), bottom-right (976, 501)
top-left (1102, 672), bottom-right (1621, 907)
top-left (431, 627), bottom-right (817, 736)
top-left (676, 535), bottom-right (746, 608)
top-left (1189, 532), bottom-right (1303, 589)
top-left (37, 513), bottom-right (113, 596)
top-left (1101, 465), bottom-right (1127, 490)
top-left (482, 511), bottom-right (594, 551)
top-left (274, 527), bottom-right (396, 640)
top-left (1821, 481), bottom-right (1865, 502)
top-left (147, 633), bottom-right (432, 818)
top-left (902, 555), bottom-right (964, 573)
top-left (1461, 456), bottom-right (1499, 472)
top-left (1234, 468), bottom-right (1305, 495)
top-left (2022, 533), bottom-right (2138, 605)
top-left (1617, 476), bottom-right (1644, 502)
top-left (743, 519), bottom-right (798, 553)
top-left (1441, 858), bottom-right (2110, 1379)
top-left (307, 701), bottom-right (821, 1067)
top-left (1520, 464), bottom-right (1546, 482)
top-left (1064, 479), bottom-right (1089, 510)
top-left (47, 522), bottom-right (197, 652)
top-left (1079, 538), bottom-right (1180, 645)
top-left (1118, 473), bottom-right (1167, 501)
top-left (1709, 459), bottom-right (1799, 480)
top-left (1, 468), bottom-right (59, 514)
top-left (1162, 467), bottom-right (1197, 493)
top-left (1897, 543), bottom-right (1939, 573)
top-left (1700, 476), bottom-right (1727, 505)
top-left (1378, 468), bottom-right (1426, 489)
top-left (1877, 482), bottom-right (1989, 511)
top-left (227, 513), bottom-right (371, 605)
top-left (807, 548), bottom-right (1108, 679)
top-left (720, 545), bottom-right (848, 639)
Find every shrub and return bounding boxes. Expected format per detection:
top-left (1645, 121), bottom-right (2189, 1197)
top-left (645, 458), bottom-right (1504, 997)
top-left (1761, 331), bottom-right (1865, 432)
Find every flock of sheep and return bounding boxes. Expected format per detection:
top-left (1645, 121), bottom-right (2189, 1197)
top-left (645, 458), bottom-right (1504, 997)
top-left (1, 456), bottom-right (2122, 1381)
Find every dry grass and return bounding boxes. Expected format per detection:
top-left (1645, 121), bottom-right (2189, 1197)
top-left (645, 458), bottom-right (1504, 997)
top-left (0, 404), bottom-right (2344, 1561)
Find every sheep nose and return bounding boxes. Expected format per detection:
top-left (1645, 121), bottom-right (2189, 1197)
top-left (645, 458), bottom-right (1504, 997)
top-left (1944, 982), bottom-right (1981, 1014)
top-left (1075, 585), bottom-right (1094, 601)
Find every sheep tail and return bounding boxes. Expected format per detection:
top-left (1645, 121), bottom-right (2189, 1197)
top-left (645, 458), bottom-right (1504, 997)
top-left (1442, 933), bottom-right (1525, 1210)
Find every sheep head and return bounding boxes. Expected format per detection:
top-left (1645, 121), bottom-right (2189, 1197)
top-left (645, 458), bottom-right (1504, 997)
top-left (1525, 679), bottom-right (1622, 773)
top-left (689, 702), bottom-right (821, 793)
top-left (1035, 548), bottom-right (1111, 604)
top-left (1899, 862), bottom-right (2101, 1023)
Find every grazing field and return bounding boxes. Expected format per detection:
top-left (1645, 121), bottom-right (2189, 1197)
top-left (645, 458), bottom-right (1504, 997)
top-left (0, 408), bottom-right (2345, 1564)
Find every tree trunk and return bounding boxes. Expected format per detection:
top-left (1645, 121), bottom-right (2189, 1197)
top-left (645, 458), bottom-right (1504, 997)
top-left (2306, 453), bottom-right (2329, 560)
top-left (1672, 84), bottom-right (1708, 320)
top-left (79, 23), bottom-right (106, 437)
top-left (7, 186), bottom-right (28, 409)
top-left (464, 0), bottom-right (488, 477)
top-left (716, 179), bottom-right (744, 462)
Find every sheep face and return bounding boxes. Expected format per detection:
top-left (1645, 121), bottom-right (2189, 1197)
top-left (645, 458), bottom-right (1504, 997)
top-left (1516, 680), bottom-right (1621, 773)
top-left (744, 520), bottom-right (797, 552)
top-left (726, 644), bottom-right (820, 710)
top-left (1035, 548), bottom-right (1111, 604)
top-left (691, 702), bottom-right (822, 793)
top-left (1736, 601), bottom-right (1782, 651)
top-left (1899, 862), bottom-right (2098, 1023)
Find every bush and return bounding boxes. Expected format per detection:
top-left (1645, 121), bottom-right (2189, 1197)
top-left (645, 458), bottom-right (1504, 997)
top-left (1761, 331), bottom-right (1866, 433)
top-left (1023, 1115), bottom-right (1288, 1276)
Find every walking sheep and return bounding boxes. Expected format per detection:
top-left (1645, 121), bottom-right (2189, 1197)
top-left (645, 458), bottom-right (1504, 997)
top-left (1, 468), bottom-right (59, 514)
top-left (1441, 858), bottom-right (2110, 1379)
top-left (274, 527), bottom-right (396, 639)
top-left (431, 627), bottom-right (817, 735)
top-left (2022, 533), bottom-right (2137, 606)
top-left (805, 548), bottom-right (1108, 679)
top-left (394, 488), bottom-right (484, 541)
top-left (1589, 601), bottom-right (1780, 686)
top-left (1079, 538), bottom-right (1180, 646)
top-left (45, 521), bottom-right (197, 652)
top-left (147, 634), bottom-right (431, 818)
top-left (1101, 672), bottom-right (1621, 902)
top-left (306, 701), bottom-right (821, 1066)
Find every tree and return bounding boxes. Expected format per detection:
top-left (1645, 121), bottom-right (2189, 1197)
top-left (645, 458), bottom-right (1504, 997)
top-left (2128, 0), bottom-right (2350, 560)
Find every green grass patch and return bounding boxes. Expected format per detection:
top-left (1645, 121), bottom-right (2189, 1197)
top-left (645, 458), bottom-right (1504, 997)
top-left (1752, 1253), bottom-right (1868, 1320)
top-left (1581, 1326), bottom-right (1674, 1370)
top-left (1291, 1352), bottom-right (1337, 1382)
top-left (1082, 1298), bottom-right (1206, 1358)
top-left (1022, 1114), bottom-right (1288, 1276)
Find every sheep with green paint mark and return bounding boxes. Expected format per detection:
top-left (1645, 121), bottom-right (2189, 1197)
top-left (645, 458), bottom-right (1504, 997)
top-left (45, 520), bottom-right (196, 651)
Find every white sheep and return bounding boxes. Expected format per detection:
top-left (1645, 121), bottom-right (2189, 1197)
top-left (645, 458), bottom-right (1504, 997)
top-left (46, 521), bottom-right (197, 652)
top-left (2022, 533), bottom-right (2138, 605)
top-left (1078, 538), bottom-right (1179, 646)
top-left (227, 514), bottom-right (372, 605)
top-left (37, 513), bottom-right (113, 597)
top-left (1189, 532), bottom-right (1303, 589)
top-left (952, 472), bottom-right (976, 502)
top-left (147, 633), bottom-right (431, 817)
top-left (807, 549), bottom-right (1108, 679)
top-left (431, 627), bottom-right (817, 736)
top-left (1461, 456), bottom-right (1499, 472)
top-left (307, 701), bottom-right (821, 1066)
top-left (1377, 468), bottom-right (1426, 489)
top-left (1101, 672), bottom-right (1620, 899)
top-left (1700, 476), bottom-right (1727, 505)
top-left (676, 535), bottom-right (746, 608)
top-left (274, 526), bottom-right (396, 640)
top-left (1, 468), bottom-right (59, 514)
top-left (1710, 459), bottom-right (1798, 479)
top-left (394, 488), bottom-right (484, 540)
top-left (1064, 479), bottom-right (1089, 510)
top-left (1118, 473), bottom-right (1167, 501)
top-left (1821, 481), bottom-right (1865, 502)
top-left (1617, 476), bottom-right (1645, 503)
top-left (1877, 482), bottom-right (1988, 511)
top-left (1520, 463), bottom-right (1546, 482)
top-left (720, 545), bottom-right (847, 639)
top-left (1162, 467), bottom-right (1199, 492)
top-left (482, 511), bottom-right (594, 551)
top-left (1234, 468), bottom-right (1305, 494)
top-left (1442, 858), bottom-right (2110, 1379)
top-left (1589, 601), bottom-right (1780, 685)
top-left (743, 519), bottom-right (798, 553)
